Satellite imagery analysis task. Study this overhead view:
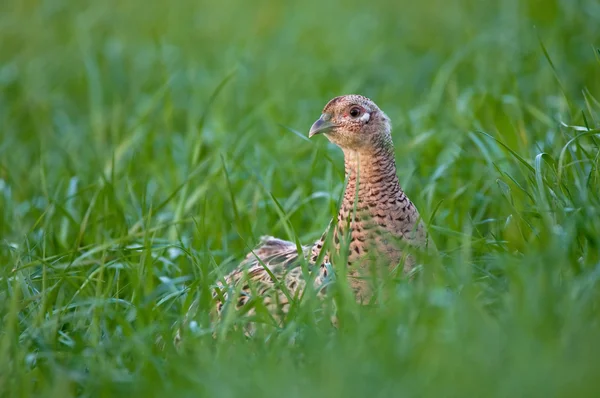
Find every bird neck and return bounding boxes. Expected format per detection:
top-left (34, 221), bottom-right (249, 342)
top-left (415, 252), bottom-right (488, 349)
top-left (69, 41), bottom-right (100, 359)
top-left (335, 144), bottom-right (409, 245)
top-left (341, 145), bottom-right (400, 201)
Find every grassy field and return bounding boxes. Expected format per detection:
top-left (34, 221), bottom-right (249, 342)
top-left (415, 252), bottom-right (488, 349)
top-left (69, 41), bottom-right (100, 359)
top-left (1, 0), bottom-right (600, 396)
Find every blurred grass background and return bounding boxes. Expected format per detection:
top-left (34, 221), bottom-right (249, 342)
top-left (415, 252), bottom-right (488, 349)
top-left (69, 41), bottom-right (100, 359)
top-left (1, 0), bottom-right (600, 396)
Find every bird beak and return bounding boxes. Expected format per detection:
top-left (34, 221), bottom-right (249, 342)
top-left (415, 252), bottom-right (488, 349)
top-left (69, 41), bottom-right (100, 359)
top-left (309, 116), bottom-right (336, 138)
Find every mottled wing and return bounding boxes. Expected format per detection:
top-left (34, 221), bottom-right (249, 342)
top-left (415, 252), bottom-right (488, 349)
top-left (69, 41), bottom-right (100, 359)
top-left (174, 236), bottom-right (314, 344)
top-left (216, 236), bottom-right (312, 314)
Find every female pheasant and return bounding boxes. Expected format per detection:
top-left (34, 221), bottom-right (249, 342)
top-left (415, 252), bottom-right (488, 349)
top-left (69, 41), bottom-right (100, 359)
top-left (176, 95), bottom-right (433, 340)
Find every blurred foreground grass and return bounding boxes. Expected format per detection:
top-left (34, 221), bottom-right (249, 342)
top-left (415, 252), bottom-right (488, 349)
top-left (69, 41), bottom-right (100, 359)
top-left (1, 0), bottom-right (600, 396)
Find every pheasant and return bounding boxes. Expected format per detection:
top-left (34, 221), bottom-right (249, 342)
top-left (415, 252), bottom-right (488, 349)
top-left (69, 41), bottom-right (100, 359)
top-left (176, 95), bottom-right (433, 340)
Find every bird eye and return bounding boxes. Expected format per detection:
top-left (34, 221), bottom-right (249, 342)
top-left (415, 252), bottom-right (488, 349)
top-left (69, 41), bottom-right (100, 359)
top-left (349, 107), bottom-right (361, 118)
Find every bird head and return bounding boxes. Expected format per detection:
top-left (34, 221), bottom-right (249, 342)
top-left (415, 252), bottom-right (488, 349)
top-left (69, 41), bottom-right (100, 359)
top-left (308, 95), bottom-right (392, 152)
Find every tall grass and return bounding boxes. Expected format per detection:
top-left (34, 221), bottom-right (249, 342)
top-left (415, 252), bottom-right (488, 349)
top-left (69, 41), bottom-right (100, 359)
top-left (1, 0), bottom-right (599, 396)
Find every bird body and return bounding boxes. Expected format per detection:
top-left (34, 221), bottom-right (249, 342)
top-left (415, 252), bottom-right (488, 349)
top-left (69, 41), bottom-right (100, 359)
top-left (176, 95), bottom-right (432, 340)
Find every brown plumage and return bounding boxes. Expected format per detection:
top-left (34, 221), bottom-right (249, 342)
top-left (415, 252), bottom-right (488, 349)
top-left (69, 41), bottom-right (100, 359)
top-left (175, 94), bottom-right (434, 341)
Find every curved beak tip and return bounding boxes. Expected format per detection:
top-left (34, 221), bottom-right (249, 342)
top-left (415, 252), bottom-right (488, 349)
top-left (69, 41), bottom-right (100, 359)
top-left (308, 117), bottom-right (334, 138)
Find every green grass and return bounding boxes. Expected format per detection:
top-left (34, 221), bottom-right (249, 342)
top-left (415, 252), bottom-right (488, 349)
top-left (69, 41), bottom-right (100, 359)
top-left (1, 0), bottom-right (600, 396)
